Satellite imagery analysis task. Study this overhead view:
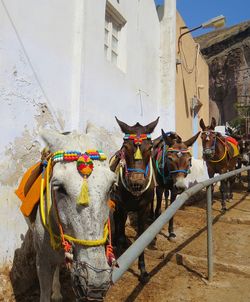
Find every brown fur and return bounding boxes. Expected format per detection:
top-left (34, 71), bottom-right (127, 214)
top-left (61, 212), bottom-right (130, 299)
top-left (200, 117), bottom-right (239, 210)
top-left (152, 130), bottom-right (200, 238)
top-left (110, 117), bottom-right (159, 283)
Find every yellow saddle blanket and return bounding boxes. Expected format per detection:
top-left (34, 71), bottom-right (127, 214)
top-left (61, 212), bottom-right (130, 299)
top-left (15, 162), bottom-right (49, 217)
top-left (227, 141), bottom-right (239, 158)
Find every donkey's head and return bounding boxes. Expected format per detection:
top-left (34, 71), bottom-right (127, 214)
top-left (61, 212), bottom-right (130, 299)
top-left (200, 117), bottom-right (217, 159)
top-left (40, 129), bottom-right (116, 301)
top-left (116, 117), bottom-right (159, 195)
top-left (161, 130), bottom-right (200, 194)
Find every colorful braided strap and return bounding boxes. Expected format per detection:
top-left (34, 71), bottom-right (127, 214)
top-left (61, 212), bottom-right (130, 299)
top-left (52, 150), bottom-right (107, 162)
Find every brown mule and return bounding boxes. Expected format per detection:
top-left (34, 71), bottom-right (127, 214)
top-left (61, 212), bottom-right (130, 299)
top-left (200, 117), bottom-right (239, 211)
top-left (152, 130), bottom-right (200, 239)
top-left (110, 116), bottom-right (159, 283)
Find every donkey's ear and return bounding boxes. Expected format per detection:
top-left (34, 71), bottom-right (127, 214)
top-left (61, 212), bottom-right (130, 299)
top-left (144, 117), bottom-right (159, 134)
top-left (183, 131), bottom-right (200, 147)
top-left (199, 118), bottom-right (206, 131)
top-left (115, 116), bottom-right (131, 133)
top-left (210, 117), bottom-right (216, 130)
top-left (226, 127), bottom-right (233, 135)
top-left (40, 129), bottom-right (66, 151)
top-left (161, 129), bottom-right (173, 146)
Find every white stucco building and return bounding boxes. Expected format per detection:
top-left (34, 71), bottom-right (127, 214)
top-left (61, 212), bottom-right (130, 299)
top-left (0, 0), bottom-right (209, 268)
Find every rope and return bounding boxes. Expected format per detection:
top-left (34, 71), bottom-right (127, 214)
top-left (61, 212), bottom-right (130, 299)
top-left (209, 136), bottom-right (228, 163)
top-left (105, 218), bottom-right (117, 267)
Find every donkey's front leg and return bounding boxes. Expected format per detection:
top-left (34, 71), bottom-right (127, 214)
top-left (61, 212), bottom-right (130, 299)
top-left (137, 209), bottom-right (150, 284)
top-left (247, 169), bottom-right (250, 192)
top-left (113, 208), bottom-right (127, 256)
top-left (36, 253), bottom-right (56, 302)
top-left (52, 265), bottom-right (63, 301)
top-left (168, 190), bottom-right (177, 241)
top-left (227, 177), bottom-right (233, 202)
top-left (220, 180), bottom-right (227, 211)
top-left (155, 186), bottom-right (164, 218)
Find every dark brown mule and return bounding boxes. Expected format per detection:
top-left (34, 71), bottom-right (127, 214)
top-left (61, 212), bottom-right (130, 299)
top-left (153, 130), bottom-right (200, 239)
top-left (226, 126), bottom-right (250, 190)
top-left (200, 117), bottom-right (239, 211)
top-left (110, 117), bottom-right (159, 283)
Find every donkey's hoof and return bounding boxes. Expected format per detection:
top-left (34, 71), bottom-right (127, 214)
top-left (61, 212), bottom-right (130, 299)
top-left (52, 294), bottom-right (63, 302)
top-left (168, 233), bottom-right (176, 242)
top-left (139, 272), bottom-right (150, 284)
top-left (221, 207), bottom-right (227, 212)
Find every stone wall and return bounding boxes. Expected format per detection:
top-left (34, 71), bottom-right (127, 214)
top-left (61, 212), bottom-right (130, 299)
top-left (196, 21), bottom-right (250, 124)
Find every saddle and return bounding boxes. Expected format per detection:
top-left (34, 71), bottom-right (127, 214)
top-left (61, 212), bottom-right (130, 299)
top-left (15, 149), bottom-right (52, 217)
top-left (225, 136), bottom-right (239, 158)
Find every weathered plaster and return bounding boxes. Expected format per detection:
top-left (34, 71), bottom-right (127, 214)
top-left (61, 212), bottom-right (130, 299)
top-left (0, 186), bottom-right (28, 265)
top-left (0, 129), bottom-right (40, 186)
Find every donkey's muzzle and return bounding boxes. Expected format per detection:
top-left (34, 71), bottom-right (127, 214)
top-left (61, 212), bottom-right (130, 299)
top-left (71, 262), bottom-right (112, 302)
top-left (130, 180), bottom-right (144, 193)
top-left (242, 153), bottom-right (250, 165)
top-left (128, 173), bottom-right (146, 194)
top-left (173, 177), bottom-right (187, 194)
top-left (203, 148), bottom-right (214, 159)
top-left (73, 284), bottom-right (109, 302)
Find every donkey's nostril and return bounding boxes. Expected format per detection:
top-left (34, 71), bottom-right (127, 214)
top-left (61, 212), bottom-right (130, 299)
top-left (131, 183), bottom-right (143, 192)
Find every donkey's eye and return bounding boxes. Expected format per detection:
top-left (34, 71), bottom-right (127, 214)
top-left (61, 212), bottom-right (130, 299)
top-left (57, 185), bottom-right (67, 195)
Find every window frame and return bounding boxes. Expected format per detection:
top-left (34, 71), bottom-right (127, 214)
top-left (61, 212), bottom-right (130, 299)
top-left (104, 2), bottom-right (126, 68)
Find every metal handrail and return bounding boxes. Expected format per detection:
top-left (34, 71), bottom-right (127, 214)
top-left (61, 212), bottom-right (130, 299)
top-left (112, 165), bottom-right (250, 283)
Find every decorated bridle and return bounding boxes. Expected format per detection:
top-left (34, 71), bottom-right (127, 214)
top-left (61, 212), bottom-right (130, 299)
top-left (156, 141), bottom-right (191, 184)
top-left (201, 130), bottom-right (227, 163)
top-left (119, 133), bottom-right (154, 194)
top-left (40, 149), bottom-right (116, 268)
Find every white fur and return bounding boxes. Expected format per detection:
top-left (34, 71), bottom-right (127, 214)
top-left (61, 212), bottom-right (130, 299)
top-left (33, 128), bottom-right (116, 301)
top-left (175, 176), bottom-right (187, 190)
top-left (184, 158), bottom-right (209, 188)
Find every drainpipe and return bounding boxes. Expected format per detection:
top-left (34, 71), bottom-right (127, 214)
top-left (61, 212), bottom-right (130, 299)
top-left (160, 0), bottom-right (176, 131)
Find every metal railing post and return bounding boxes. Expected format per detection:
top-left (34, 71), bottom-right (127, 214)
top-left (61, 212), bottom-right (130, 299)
top-left (206, 185), bottom-right (213, 282)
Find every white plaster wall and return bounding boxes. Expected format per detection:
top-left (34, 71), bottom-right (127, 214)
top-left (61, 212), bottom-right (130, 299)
top-left (0, 0), bottom-right (79, 265)
top-left (79, 0), bottom-right (161, 134)
top-left (0, 0), bottom-right (161, 266)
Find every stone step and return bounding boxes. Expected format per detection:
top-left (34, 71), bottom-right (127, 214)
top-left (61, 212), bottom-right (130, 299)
top-left (176, 253), bottom-right (250, 277)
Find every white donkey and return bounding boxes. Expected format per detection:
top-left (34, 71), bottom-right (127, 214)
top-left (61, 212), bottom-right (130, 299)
top-left (33, 129), bottom-right (116, 301)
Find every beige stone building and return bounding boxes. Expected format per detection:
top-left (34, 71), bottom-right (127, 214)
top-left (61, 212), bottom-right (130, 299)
top-left (175, 12), bottom-right (209, 158)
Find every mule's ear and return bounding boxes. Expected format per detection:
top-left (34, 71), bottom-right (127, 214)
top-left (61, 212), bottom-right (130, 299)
top-left (226, 127), bottom-right (233, 135)
top-left (199, 118), bottom-right (206, 131)
top-left (210, 117), bottom-right (216, 130)
top-left (183, 131), bottom-right (200, 147)
top-left (40, 129), bottom-right (66, 151)
top-left (161, 129), bottom-right (173, 146)
top-left (115, 116), bottom-right (131, 133)
top-left (145, 117), bottom-right (159, 134)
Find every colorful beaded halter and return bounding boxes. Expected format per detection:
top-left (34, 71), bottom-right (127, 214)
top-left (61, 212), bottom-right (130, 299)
top-left (51, 150), bottom-right (107, 204)
top-left (123, 134), bottom-right (151, 159)
top-left (124, 133), bottom-right (151, 144)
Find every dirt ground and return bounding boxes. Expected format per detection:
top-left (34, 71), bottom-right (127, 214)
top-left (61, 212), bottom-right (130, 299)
top-left (1, 178), bottom-right (250, 302)
top-left (106, 180), bottom-right (250, 302)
